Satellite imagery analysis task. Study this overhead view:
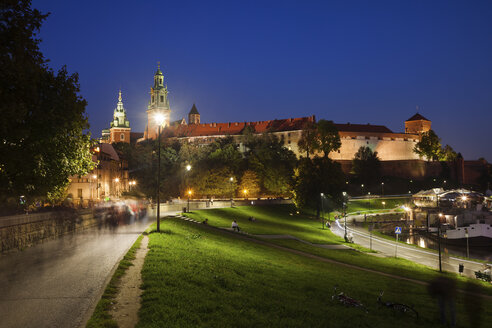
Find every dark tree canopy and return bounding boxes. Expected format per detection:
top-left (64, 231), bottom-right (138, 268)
top-left (0, 0), bottom-right (94, 204)
top-left (298, 120), bottom-right (341, 158)
top-left (351, 146), bottom-right (381, 186)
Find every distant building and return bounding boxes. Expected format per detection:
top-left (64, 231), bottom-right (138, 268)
top-left (111, 63), bottom-right (430, 161)
top-left (67, 143), bottom-right (129, 206)
top-left (101, 90), bottom-right (131, 144)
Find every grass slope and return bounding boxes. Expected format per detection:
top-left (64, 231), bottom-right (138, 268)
top-left (138, 219), bottom-right (491, 327)
top-left (184, 205), bottom-right (492, 295)
top-left (185, 204), bottom-right (343, 244)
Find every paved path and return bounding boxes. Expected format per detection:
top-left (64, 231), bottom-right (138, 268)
top-left (331, 218), bottom-right (491, 279)
top-left (0, 213), bottom-right (168, 328)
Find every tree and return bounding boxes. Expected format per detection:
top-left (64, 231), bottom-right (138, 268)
top-left (193, 167), bottom-right (237, 198)
top-left (245, 133), bottom-right (296, 196)
top-left (238, 170), bottom-right (261, 197)
top-left (293, 157), bottom-right (344, 214)
top-left (315, 120), bottom-right (341, 157)
top-left (298, 121), bottom-right (318, 157)
top-left (0, 0), bottom-right (95, 205)
top-left (351, 146), bottom-right (381, 186)
top-left (440, 144), bottom-right (457, 161)
top-left (413, 130), bottom-right (442, 161)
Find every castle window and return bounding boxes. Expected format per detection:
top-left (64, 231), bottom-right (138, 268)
top-left (120, 133), bottom-right (125, 141)
top-left (160, 96), bottom-right (164, 102)
top-left (160, 78), bottom-right (162, 84)
top-left (152, 96), bottom-right (154, 103)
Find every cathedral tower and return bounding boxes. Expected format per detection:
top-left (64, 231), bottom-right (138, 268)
top-left (101, 90), bottom-right (131, 143)
top-left (188, 104), bottom-right (200, 124)
top-left (145, 63), bottom-right (171, 140)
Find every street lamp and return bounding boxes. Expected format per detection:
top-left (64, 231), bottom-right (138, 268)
top-left (114, 178), bottom-right (120, 198)
top-left (320, 193), bottom-right (324, 229)
top-left (243, 189), bottom-right (248, 200)
top-left (381, 182), bottom-right (384, 196)
top-left (187, 189), bottom-right (192, 212)
top-left (438, 212), bottom-right (443, 272)
top-left (342, 191), bottom-right (347, 240)
top-left (229, 177), bottom-right (234, 207)
top-left (154, 112), bottom-right (166, 232)
top-left (186, 164), bottom-right (192, 171)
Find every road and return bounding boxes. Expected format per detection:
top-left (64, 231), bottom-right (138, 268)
top-left (331, 217), bottom-right (490, 279)
top-left (0, 212), bottom-right (167, 328)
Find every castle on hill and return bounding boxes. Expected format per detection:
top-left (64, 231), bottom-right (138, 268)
top-left (100, 64), bottom-right (432, 161)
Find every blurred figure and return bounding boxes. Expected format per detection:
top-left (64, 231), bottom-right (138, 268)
top-left (428, 276), bottom-right (456, 327)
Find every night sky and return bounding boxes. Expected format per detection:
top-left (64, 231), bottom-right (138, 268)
top-left (33, 0), bottom-right (492, 161)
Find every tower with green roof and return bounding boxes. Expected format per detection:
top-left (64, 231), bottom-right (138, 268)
top-left (101, 90), bottom-right (131, 143)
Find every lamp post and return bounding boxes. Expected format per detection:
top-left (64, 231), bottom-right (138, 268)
top-left (187, 189), bottom-right (192, 212)
top-left (320, 193), bottom-right (324, 229)
top-left (438, 212), bottom-right (443, 272)
top-left (342, 191), bottom-right (347, 240)
top-left (114, 178), bottom-right (120, 198)
top-left (230, 177), bottom-right (234, 207)
top-left (243, 189), bottom-right (248, 200)
top-left (154, 112), bottom-right (165, 232)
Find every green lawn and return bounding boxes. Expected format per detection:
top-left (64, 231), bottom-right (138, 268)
top-left (185, 204), bottom-right (344, 244)
top-left (137, 219), bottom-right (492, 327)
top-left (183, 205), bottom-right (492, 295)
top-left (346, 197), bottom-right (410, 214)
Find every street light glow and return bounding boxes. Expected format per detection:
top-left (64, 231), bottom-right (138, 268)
top-left (92, 174), bottom-right (97, 179)
top-left (186, 164), bottom-right (192, 171)
top-left (187, 189), bottom-right (192, 196)
top-left (114, 178), bottom-right (119, 183)
top-left (229, 177), bottom-right (234, 182)
top-left (154, 112), bottom-right (166, 125)
top-left (461, 195), bottom-right (467, 201)
top-left (243, 189), bottom-right (248, 195)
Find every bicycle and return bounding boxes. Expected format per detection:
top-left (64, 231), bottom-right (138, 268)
top-left (377, 291), bottom-right (418, 319)
top-left (331, 286), bottom-right (368, 313)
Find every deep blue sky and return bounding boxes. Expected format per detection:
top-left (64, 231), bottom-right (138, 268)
top-left (33, 0), bottom-right (492, 161)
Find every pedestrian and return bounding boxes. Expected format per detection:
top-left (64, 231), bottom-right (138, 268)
top-left (232, 220), bottom-right (240, 232)
top-left (427, 276), bottom-right (456, 327)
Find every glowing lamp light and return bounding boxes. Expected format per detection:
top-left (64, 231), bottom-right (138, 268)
top-left (187, 190), bottom-right (192, 196)
top-left (154, 112), bottom-right (166, 126)
top-left (230, 177), bottom-right (234, 182)
top-left (114, 178), bottom-right (120, 183)
top-left (461, 196), bottom-right (468, 201)
top-left (92, 174), bottom-right (97, 179)
top-left (186, 164), bottom-right (192, 171)
top-left (243, 189), bottom-right (248, 195)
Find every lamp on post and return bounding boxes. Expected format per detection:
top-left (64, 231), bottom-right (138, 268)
top-left (187, 189), bottom-right (192, 212)
top-left (229, 177), bottom-right (234, 207)
top-left (342, 191), bottom-right (347, 239)
top-left (154, 112), bottom-right (166, 232)
top-left (320, 193), bottom-right (324, 230)
top-left (243, 189), bottom-right (248, 200)
top-left (381, 182), bottom-right (384, 196)
top-left (438, 212), bottom-right (443, 272)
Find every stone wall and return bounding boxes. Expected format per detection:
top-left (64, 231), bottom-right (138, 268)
top-left (0, 209), bottom-right (98, 253)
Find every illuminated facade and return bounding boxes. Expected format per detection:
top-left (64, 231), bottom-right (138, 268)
top-left (143, 63), bottom-right (171, 140)
top-left (101, 90), bottom-right (131, 144)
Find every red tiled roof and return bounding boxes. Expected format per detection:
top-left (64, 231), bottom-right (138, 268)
top-left (406, 113), bottom-right (430, 122)
top-left (162, 115), bottom-right (316, 138)
top-left (335, 123), bottom-right (393, 133)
